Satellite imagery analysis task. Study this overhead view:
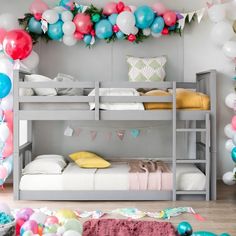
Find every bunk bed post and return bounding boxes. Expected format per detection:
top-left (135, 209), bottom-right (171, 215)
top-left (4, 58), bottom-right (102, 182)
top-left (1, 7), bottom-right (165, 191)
top-left (172, 81), bottom-right (177, 201)
top-left (205, 113), bottom-right (210, 201)
top-left (13, 69), bottom-right (20, 200)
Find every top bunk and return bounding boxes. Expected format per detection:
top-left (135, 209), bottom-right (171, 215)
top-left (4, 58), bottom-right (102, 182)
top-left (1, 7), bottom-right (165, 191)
top-left (14, 69), bottom-right (216, 121)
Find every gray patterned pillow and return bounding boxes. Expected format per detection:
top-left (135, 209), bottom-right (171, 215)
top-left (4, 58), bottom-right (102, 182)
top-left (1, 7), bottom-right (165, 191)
top-left (127, 56), bottom-right (167, 82)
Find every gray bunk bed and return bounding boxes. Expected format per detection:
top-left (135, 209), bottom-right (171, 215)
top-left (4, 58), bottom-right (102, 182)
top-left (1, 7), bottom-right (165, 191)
top-left (13, 69), bottom-right (217, 201)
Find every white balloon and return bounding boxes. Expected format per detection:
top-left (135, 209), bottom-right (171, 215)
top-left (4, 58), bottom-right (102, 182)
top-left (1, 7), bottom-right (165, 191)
top-left (225, 139), bottom-right (235, 152)
top-left (61, 11), bottom-right (73, 22)
top-left (222, 171), bottom-right (235, 185)
top-left (233, 134), bottom-right (236, 145)
top-left (223, 41), bottom-right (236, 58)
top-left (208, 4), bottom-right (226, 23)
top-left (0, 56), bottom-right (14, 78)
top-left (225, 93), bottom-right (236, 109)
top-left (62, 21), bottom-right (76, 35)
top-left (143, 28), bottom-right (151, 36)
top-left (151, 32), bottom-right (162, 38)
top-left (211, 21), bottom-right (234, 46)
top-left (21, 51), bottom-right (39, 71)
top-left (0, 123), bottom-right (9, 142)
top-left (0, 13), bottom-right (19, 30)
top-left (30, 211), bottom-right (47, 225)
top-left (63, 230), bottom-right (81, 236)
top-left (63, 35), bottom-right (77, 46)
top-left (54, 6), bottom-right (66, 13)
top-left (42, 9), bottom-right (59, 24)
top-left (224, 124), bottom-right (236, 139)
top-left (116, 11), bottom-right (136, 35)
top-left (131, 27), bottom-right (138, 35)
top-left (1, 94), bottom-right (13, 111)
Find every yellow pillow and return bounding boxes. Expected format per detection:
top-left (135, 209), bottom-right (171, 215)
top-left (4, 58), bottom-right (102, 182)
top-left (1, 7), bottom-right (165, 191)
top-left (69, 151), bottom-right (111, 168)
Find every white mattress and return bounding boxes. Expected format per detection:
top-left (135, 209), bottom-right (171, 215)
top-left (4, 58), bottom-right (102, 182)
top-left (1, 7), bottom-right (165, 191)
top-left (20, 163), bottom-right (206, 191)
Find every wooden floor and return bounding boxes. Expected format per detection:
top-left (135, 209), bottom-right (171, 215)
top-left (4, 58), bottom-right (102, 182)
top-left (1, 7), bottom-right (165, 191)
top-left (0, 181), bottom-right (235, 235)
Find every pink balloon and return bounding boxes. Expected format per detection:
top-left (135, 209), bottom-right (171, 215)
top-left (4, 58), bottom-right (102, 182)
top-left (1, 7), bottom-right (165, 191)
top-left (123, 6), bottom-right (132, 12)
top-left (103, 2), bottom-right (118, 16)
top-left (16, 208), bottom-right (34, 221)
top-left (163, 11), bottom-right (177, 26)
top-left (232, 116), bottom-right (236, 130)
top-left (29, 0), bottom-right (49, 14)
top-left (152, 2), bottom-right (168, 15)
top-left (73, 13), bottom-right (93, 34)
top-left (45, 216), bottom-right (59, 225)
top-left (74, 31), bottom-right (84, 40)
top-left (2, 132), bottom-right (13, 158)
top-left (4, 110), bottom-right (13, 133)
top-left (21, 220), bottom-right (38, 234)
top-left (0, 166), bottom-right (7, 179)
top-left (0, 28), bottom-right (7, 44)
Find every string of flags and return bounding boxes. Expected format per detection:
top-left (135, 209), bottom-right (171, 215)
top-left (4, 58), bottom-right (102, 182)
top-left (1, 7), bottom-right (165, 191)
top-left (64, 126), bottom-right (142, 140)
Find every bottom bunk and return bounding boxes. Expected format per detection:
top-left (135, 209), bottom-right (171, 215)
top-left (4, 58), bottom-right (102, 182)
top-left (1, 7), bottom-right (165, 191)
top-left (18, 161), bottom-right (206, 201)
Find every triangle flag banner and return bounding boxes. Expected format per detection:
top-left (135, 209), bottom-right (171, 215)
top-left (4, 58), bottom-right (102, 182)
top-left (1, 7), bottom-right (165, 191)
top-left (206, 2), bottom-right (214, 9)
top-left (196, 8), bottom-right (205, 23)
top-left (188, 12), bottom-right (195, 22)
top-left (117, 130), bottom-right (125, 141)
top-left (90, 131), bottom-right (97, 141)
top-left (76, 128), bottom-right (82, 137)
top-left (106, 131), bottom-right (112, 141)
top-left (131, 129), bottom-right (140, 138)
top-left (178, 13), bottom-right (187, 30)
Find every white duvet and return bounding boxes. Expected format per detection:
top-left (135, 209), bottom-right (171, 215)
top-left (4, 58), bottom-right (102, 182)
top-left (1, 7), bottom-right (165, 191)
top-left (88, 88), bottom-right (144, 110)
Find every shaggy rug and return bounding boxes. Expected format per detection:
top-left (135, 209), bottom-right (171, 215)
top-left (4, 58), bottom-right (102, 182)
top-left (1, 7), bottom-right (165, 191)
top-left (83, 219), bottom-right (176, 236)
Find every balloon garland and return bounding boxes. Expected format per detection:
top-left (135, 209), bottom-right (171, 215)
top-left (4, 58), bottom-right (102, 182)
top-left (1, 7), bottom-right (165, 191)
top-left (208, 2), bottom-right (236, 186)
top-left (17, 0), bottom-right (200, 46)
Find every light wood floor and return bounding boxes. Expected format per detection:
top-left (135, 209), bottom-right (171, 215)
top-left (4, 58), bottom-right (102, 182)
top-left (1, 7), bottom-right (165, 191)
top-left (0, 181), bottom-right (235, 235)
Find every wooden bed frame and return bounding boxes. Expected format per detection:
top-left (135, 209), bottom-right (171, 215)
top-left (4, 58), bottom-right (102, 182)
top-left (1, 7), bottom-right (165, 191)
top-left (13, 69), bottom-right (217, 201)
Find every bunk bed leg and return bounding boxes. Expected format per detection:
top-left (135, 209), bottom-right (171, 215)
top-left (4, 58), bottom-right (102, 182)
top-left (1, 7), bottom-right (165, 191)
top-left (172, 82), bottom-right (177, 201)
top-left (205, 113), bottom-right (210, 201)
top-left (13, 69), bottom-right (20, 200)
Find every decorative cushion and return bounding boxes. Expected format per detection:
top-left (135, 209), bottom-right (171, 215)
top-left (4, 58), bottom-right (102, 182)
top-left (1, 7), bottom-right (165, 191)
top-left (35, 154), bottom-right (67, 165)
top-left (25, 74), bottom-right (57, 96)
top-left (69, 151), bottom-right (111, 168)
top-left (127, 56), bottom-right (167, 82)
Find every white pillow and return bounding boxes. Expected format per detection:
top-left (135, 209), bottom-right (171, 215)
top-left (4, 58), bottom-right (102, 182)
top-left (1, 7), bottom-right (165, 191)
top-left (35, 154), bottom-right (67, 165)
top-left (88, 88), bottom-right (144, 110)
top-left (19, 88), bottom-right (34, 96)
top-left (25, 74), bottom-right (57, 96)
top-left (23, 158), bottom-right (66, 175)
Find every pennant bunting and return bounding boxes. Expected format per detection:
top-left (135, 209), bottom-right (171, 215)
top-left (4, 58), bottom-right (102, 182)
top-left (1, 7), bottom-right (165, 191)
top-left (178, 13), bottom-right (187, 30)
top-left (117, 130), bottom-right (125, 141)
top-left (64, 126), bottom-right (74, 137)
top-left (106, 131), bottom-right (112, 141)
top-left (188, 12), bottom-right (195, 22)
top-left (41, 19), bottom-right (48, 33)
top-left (131, 129), bottom-right (140, 138)
top-left (90, 130), bottom-right (97, 141)
top-left (196, 8), bottom-right (205, 23)
top-left (75, 128), bottom-right (82, 137)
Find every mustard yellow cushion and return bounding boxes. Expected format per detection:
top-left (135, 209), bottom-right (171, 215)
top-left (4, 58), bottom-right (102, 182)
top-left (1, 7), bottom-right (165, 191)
top-left (69, 151), bottom-right (111, 168)
top-left (143, 89), bottom-right (210, 110)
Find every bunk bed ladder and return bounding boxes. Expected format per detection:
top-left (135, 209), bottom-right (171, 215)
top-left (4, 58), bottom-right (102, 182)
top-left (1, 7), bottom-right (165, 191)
top-left (175, 113), bottom-right (211, 201)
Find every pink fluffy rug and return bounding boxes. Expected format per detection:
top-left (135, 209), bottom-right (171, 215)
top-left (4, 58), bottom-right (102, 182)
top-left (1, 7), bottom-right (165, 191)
top-left (83, 219), bottom-right (176, 236)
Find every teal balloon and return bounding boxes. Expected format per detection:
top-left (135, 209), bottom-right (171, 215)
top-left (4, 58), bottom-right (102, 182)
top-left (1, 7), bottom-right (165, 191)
top-left (177, 222), bottom-right (193, 236)
top-left (192, 232), bottom-right (217, 236)
top-left (95, 19), bottom-right (113, 39)
top-left (28, 17), bottom-right (43, 35)
top-left (151, 17), bottom-right (164, 33)
top-left (231, 147), bottom-right (236, 163)
top-left (47, 20), bottom-right (64, 40)
top-left (169, 25), bottom-right (177, 31)
top-left (116, 31), bottom-right (124, 39)
top-left (220, 234), bottom-right (231, 236)
top-left (134, 5), bottom-right (155, 29)
top-left (108, 14), bottom-right (118, 25)
top-left (0, 73), bottom-right (11, 99)
top-left (59, 0), bottom-right (72, 10)
top-left (83, 35), bottom-right (92, 45)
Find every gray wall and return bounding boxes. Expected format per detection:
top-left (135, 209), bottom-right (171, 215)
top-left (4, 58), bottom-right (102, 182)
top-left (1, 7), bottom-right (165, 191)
top-left (1, 0), bottom-right (235, 178)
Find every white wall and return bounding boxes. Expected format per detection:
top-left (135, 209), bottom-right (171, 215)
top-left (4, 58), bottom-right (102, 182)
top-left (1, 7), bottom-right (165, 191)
top-left (1, 0), bottom-right (235, 178)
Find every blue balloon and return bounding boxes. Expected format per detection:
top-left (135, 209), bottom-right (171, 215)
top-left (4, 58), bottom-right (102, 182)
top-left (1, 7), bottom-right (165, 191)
top-left (169, 25), bottom-right (177, 31)
top-left (192, 232), bottom-right (217, 236)
top-left (116, 31), bottom-right (125, 39)
top-left (151, 17), bottom-right (164, 34)
top-left (95, 19), bottom-right (113, 39)
top-left (0, 73), bottom-right (11, 99)
top-left (59, 0), bottom-right (72, 10)
top-left (108, 14), bottom-right (118, 25)
top-left (177, 222), bottom-right (193, 236)
top-left (231, 147), bottom-right (236, 163)
top-left (134, 5), bottom-right (155, 29)
top-left (84, 35), bottom-right (92, 45)
top-left (47, 20), bottom-right (64, 40)
top-left (28, 17), bottom-right (43, 35)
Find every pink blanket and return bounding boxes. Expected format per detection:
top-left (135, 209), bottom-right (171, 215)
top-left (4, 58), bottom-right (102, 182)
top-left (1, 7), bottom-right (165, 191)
top-left (83, 219), bottom-right (176, 236)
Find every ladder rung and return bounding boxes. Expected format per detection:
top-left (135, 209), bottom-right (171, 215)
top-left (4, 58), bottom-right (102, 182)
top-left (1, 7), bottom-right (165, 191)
top-left (176, 190), bottom-right (206, 195)
top-left (176, 159), bottom-right (206, 164)
top-left (176, 128), bottom-right (206, 132)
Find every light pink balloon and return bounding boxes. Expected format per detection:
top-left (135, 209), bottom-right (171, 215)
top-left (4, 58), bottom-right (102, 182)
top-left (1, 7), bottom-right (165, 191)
top-left (0, 28), bottom-right (7, 44)
top-left (103, 2), bottom-right (118, 16)
top-left (73, 13), bottom-right (93, 34)
top-left (45, 216), bottom-right (59, 225)
top-left (0, 166), bottom-right (7, 179)
top-left (152, 2), bottom-right (168, 15)
top-left (163, 11), bottom-right (177, 26)
top-left (4, 110), bottom-right (13, 133)
top-left (123, 6), bottom-right (132, 12)
top-left (232, 116), bottom-right (236, 130)
top-left (2, 132), bottom-right (13, 158)
top-left (29, 0), bottom-right (49, 14)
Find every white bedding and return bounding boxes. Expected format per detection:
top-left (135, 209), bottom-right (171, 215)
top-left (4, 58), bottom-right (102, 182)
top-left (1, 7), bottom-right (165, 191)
top-left (20, 163), bottom-right (206, 191)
